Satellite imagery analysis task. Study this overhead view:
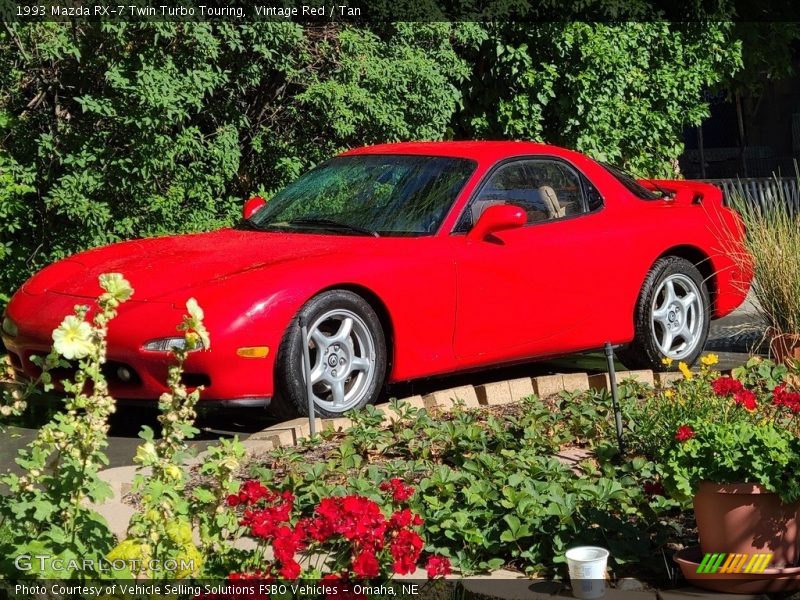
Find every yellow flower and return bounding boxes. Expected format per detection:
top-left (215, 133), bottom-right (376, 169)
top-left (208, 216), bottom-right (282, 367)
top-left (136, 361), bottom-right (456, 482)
top-left (52, 315), bottom-right (93, 360)
top-left (678, 361), bottom-right (693, 380)
top-left (664, 389), bottom-right (674, 398)
top-left (661, 357), bottom-right (674, 368)
top-left (700, 353), bottom-right (719, 367)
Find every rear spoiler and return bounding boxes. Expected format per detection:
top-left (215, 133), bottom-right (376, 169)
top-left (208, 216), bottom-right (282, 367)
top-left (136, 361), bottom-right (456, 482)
top-left (638, 179), bottom-right (725, 207)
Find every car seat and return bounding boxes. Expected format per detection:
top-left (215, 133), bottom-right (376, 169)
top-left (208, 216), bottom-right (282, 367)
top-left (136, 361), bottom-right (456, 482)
top-left (538, 185), bottom-right (566, 219)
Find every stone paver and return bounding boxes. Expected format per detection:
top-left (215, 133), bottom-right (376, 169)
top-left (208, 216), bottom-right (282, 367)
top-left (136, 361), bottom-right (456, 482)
top-left (93, 499), bottom-right (134, 539)
top-left (588, 370), bottom-right (654, 391)
top-left (562, 372), bottom-right (590, 392)
top-left (476, 381), bottom-right (514, 406)
top-left (98, 465), bottom-right (140, 499)
top-left (249, 418), bottom-right (323, 445)
top-left (555, 447), bottom-right (594, 473)
top-left (240, 438), bottom-right (276, 456)
top-left (508, 377), bottom-right (536, 401)
top-left (532, 374), bottom-right (565, 398)
top-left (423, 385), bottom-right (480, 409)
top-left (396, 394), bottom-right (425, 408)
top-left (249, 427), bottom-right (296, 447)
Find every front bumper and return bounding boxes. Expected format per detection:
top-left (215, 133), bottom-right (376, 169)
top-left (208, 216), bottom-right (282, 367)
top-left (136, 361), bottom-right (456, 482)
top-left (3, 291), bottom-right (281, 404)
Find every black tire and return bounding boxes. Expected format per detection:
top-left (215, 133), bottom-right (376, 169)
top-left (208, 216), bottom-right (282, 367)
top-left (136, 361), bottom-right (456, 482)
top-left (617, 256), bottom-right (710, 371)
top-left (273, 290), bottom-right (387, 418)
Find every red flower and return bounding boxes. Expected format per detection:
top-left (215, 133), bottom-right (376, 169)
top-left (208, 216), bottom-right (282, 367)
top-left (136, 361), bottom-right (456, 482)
top-left (390, 529), bottom-right (424, 574)
top-left (675, 425), bottom-right (695, 442)
top-left (425, 555), bottom-right (452, 579)
top-left (774, 384), bottom-right (800, 413)
top-left (239, 491), bottom-right (295, 540)
top-left (734, 389), bottom-right (758, 412)
top-left (240, 480), bottom-right (271, 504)
top-left (272, 525), bottom-right (305, 564)
top-left (380, 478), bottom-right (415, 503)
top-left (389, 508), bottom-right (423, 529)
top-left (711, 376), bottom-right (744, 397)
top-left (307, 495), bottom-right (388, 550)
top-left (279, 559), bottom-right (302, 580)
top-left (352, 550), bottom-right (380, 578)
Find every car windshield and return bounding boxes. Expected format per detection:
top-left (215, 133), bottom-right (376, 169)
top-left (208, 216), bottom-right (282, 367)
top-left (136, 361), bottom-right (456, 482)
top-left (242, 154), bottom-right (477, 236)
top-left (601, 162), bottom-right (662, 200)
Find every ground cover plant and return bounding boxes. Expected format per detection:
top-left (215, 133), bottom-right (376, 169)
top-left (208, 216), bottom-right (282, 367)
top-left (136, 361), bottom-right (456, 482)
top-left (226, 393), bottom-right (686, 581)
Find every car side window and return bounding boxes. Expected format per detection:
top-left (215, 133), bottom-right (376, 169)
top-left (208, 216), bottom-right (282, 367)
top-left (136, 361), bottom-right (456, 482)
top-left (456, 159), bottom-right (595, 232)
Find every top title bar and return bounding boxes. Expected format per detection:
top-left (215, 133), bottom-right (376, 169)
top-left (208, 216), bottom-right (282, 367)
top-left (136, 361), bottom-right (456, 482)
top-left (3, 0), bottom-right (800, 22)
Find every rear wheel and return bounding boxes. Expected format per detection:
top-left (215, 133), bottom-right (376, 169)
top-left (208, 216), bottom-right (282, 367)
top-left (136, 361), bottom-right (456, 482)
top-left (274, 290), bottom-right (387, 418)
top-left (618, 256), bottom-right (710, 370)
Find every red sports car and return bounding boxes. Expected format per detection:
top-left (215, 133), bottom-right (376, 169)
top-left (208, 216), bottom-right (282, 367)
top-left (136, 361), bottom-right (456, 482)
top-left (2, 142), bottom-right (751, 417)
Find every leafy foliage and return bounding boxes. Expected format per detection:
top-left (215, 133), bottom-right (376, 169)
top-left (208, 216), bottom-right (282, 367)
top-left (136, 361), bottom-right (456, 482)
top-left (0, 274), bottom-right (132, 577)
top-left (455, 22), bottom-right (742, 175)
top-left (243, 395), bottom-right (680, 578)
top-left (0, 22), bottom-right (471, 301)
top-left (0, 21), bottom-right (746, 301)
top-left (627, 356), bottom-right (800, 503)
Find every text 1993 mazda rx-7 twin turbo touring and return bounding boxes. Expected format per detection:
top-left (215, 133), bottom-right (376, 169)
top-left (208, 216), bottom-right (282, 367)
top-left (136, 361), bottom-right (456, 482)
top-left (2, 142), bottom-right (751, 417)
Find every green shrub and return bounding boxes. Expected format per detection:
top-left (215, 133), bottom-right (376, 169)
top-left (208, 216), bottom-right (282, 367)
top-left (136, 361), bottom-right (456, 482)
top-left (0, 21), bottom-right (744, 303)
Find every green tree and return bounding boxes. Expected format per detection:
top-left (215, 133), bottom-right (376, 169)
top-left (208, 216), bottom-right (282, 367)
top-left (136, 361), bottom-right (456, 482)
top-left (0, 22), bottom-right (470, 301)
top-left (455, 22), bottom-right (743, 176)
top-left (0, 20), bottom-right (745, 303)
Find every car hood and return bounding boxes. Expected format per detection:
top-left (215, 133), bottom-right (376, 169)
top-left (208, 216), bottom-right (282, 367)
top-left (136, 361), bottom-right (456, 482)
top-left (24, 229), bottom-right (356, 301)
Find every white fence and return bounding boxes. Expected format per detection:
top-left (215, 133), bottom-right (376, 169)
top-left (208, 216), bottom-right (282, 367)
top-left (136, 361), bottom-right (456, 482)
top-left (700, 177), bottom-right (800, 213)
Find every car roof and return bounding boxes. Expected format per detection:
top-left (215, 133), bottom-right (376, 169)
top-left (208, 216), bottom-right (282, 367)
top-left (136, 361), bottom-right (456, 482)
top-left (341, 141), bottom-right (582, 164)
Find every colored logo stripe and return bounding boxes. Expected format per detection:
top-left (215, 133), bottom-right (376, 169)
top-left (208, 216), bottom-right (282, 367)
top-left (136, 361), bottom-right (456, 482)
top-left (697, 553), bottom-right (772, 574)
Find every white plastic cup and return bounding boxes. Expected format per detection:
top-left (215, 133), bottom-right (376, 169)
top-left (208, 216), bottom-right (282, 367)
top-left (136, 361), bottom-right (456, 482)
top-left (565, 546), bottom-right (610, 600)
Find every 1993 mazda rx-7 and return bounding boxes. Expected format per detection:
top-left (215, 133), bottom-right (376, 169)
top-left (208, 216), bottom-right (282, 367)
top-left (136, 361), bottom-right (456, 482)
top-left (2, 142), bottom-right (751, 417)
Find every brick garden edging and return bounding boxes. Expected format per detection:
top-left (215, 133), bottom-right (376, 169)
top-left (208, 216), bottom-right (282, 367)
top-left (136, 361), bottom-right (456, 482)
top-left (234, 368), bottom-right (667, 460)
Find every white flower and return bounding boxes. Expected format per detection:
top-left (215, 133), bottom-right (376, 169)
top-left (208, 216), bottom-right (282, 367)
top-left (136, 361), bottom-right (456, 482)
top-left (135, 442), bottom-right (157, 465)
top-left (186, 298), bottom-right (204, 322)
top-left (52, 315), bottom-right (93, 360)
top-left (99, 273), bottom-right (133, 301)
top-left (185, 298), bottom-right (210, 350)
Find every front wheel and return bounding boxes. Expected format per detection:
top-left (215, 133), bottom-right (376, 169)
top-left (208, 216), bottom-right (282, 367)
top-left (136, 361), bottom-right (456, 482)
top-left (618, 256), bottom-right (710, 370)
top-left (274, 290), bottom-right (387, 418)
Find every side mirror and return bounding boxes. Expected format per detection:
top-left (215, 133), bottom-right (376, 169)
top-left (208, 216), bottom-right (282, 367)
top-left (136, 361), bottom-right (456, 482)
top-left (243, 196), bottom-right (267, 220)
top-left (467, 204), bottom-right (526, 242)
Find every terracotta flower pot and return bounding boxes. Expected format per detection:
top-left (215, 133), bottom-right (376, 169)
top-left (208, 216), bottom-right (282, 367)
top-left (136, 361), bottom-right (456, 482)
top-left (694, 481), bottom-right (800, 567)
top-left (769, 330), bottom-right (800, 366)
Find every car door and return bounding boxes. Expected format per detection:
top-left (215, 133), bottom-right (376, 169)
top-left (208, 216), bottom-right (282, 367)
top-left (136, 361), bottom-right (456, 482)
top-left (452, 157), bottom-right (609, 361)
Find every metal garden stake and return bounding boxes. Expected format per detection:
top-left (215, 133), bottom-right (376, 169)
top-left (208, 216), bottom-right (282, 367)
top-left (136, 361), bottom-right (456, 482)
top-left (604, 342), bottom-right (625, 456)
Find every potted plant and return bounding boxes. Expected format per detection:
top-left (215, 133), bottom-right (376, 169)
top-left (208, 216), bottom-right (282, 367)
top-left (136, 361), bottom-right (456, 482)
top-left (654, 357), bottom-right (800, 567)
top-left (729, 187), bottom-right (800, 365)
